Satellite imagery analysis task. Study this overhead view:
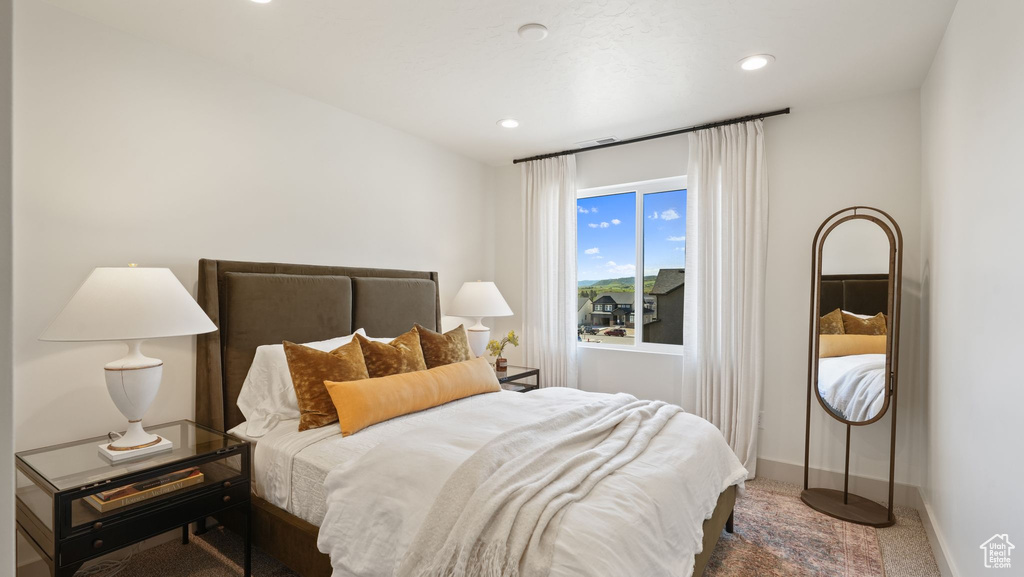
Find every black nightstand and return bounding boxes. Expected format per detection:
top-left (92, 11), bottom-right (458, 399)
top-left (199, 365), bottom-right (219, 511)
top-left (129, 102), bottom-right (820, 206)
top-left (496, 365), bottom-right (540, 392)
top-left (15, 420), bottom-right (251, 577)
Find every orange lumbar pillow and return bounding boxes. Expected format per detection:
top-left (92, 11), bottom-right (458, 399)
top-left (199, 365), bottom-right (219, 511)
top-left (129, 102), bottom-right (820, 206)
top-left (324, 356), bottom-right (502, 436)
top-left (819, 334), bottom-right (887, 358)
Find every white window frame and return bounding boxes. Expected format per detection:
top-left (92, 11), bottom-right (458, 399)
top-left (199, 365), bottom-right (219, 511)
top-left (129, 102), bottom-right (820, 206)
top-left (577, 175), bottom-right (687, 354)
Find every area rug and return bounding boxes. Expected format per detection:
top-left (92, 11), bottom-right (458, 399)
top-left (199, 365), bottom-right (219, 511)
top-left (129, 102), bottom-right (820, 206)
top-left (705, 482), bottom-right (885, 577)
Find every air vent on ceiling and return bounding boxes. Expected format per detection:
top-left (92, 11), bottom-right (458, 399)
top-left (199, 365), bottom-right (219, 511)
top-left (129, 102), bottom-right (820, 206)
top-left (573, 136), bottom-right (618, 148)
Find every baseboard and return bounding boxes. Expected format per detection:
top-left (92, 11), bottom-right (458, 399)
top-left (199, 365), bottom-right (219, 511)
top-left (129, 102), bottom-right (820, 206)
top-left (755, 458), bottom-right (922, 509)
top-left (917, 491), bottom-right (958, 577)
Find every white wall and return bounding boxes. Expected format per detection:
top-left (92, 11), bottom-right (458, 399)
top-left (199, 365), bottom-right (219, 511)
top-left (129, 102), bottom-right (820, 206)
top-left (762, 90), bottom-right (924, 489)
top-left (494, 91), bottom-right (927, 488)
top-left (13, 0), bottom-right (496, 452)
top-left (920, 1), bottom-right (1024, 573)
top-left (0, 0), bottom-right (13, 571)
top-left (821, 219), bottom-right (892, 276)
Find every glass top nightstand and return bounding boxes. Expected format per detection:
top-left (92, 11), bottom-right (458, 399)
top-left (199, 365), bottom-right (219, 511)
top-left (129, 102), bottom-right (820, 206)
top-left (18, 420), bottom-right (245, 492)
top-left (16, 420), bottom-right (251, 577)
top-left (495, 365), bottom-right (540, 392)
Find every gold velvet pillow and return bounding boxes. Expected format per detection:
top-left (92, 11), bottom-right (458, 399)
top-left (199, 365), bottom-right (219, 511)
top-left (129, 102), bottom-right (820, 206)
top-left (355, 330), bottom-right (428, 378)
top-left (325, 357), bottom-right (501, 436)
top-left (819, 308), bottom-right (845, 335)
top-left (842, 312), bottom-right (887, 335)
top-left (284, 340), bottom-right (369, 431)
top-left (414, 323), bottom-right (473, 369)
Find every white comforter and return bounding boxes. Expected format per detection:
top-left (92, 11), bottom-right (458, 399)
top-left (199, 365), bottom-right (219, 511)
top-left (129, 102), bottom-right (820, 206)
top-left (317, 388), bottom-right (746, 577)
top-left (817, 354), bottom-right (887, 421)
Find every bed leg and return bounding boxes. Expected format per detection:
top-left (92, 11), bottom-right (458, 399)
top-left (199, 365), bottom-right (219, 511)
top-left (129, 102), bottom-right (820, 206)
top-left (725, 511), bottom-right (734, 534)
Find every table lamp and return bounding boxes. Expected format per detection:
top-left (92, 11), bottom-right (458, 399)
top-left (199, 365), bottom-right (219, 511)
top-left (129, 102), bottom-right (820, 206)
top-left (40, 266), bottom-right (216, 461)
top-left (448, 281), bottom-right (513, 357)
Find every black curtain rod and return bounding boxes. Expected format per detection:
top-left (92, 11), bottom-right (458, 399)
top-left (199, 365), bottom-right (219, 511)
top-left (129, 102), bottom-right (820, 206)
top-left (512, 107), bottom-right (790, 165)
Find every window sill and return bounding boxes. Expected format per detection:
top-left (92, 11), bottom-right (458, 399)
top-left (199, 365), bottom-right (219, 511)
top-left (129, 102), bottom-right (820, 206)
top-left (577, 342), bottom-right (684, 356)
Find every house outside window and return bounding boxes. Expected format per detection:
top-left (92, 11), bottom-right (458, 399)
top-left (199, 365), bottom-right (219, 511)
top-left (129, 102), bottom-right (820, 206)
top-left (577, 176), bottom-right (686, 351)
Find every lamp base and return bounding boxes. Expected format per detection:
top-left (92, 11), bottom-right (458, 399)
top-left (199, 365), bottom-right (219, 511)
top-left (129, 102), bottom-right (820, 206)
top-left (466, 318), bottom-right (490, 357)
top-left (98, 435), bottom-right (172, 462)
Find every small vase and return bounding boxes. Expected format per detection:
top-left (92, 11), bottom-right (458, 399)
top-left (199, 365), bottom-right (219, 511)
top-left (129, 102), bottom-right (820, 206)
top-left (495, 357), bottom-right (508, 371)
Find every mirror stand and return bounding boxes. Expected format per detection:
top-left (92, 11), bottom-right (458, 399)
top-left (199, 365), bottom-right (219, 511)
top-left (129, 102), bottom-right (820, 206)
top-left (801, 206), bottom-right (903, 528)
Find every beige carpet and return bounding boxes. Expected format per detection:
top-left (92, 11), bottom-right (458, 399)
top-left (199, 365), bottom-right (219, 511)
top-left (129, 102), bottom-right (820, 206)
top-left (68, 479), bottom-right (940, 577)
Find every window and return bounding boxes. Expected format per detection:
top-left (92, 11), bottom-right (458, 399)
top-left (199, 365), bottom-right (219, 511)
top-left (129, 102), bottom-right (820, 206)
top-left (577, 176), bottom-right (687, 350)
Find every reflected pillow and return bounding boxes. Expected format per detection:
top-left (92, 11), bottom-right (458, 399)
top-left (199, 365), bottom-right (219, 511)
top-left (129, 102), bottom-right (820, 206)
top-left (842, 311), bottom-right (887, 335)
top-left (325, 357), bottom-right (501, 436)
top-left (819, 308), bottom-right (845, 335)
top-left (355, 329), bottom-right (428, 378)
top-left (414, 323), bottom-right (473, 369)
top-left (284, 340), bottom-right (369, 431)
top-left (819, 334), bottom-right (887, 358)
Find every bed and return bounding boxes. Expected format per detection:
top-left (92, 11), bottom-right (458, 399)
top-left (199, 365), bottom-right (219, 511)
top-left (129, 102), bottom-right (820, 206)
top-left (194, 258), bottom-right (744, 577)
top-left (817, 274), bottom-right (890, 421)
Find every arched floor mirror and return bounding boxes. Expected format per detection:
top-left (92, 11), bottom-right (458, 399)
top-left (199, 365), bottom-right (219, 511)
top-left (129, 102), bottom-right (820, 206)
top-left (802, 206), bottom-right (903, 527)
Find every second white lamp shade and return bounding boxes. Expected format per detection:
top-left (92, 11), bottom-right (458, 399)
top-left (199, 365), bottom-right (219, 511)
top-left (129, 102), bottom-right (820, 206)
top-left (448, 281), bottom-right (512, 357)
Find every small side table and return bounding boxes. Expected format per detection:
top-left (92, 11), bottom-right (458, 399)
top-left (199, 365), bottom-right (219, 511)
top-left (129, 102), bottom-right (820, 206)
top-left (496, 365), bottom-right (540, 392)
top-left (15, 420), bottom-right (251, 577)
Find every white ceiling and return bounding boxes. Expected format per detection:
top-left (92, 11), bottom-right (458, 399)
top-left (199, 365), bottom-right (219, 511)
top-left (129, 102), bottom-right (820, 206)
top-left (42, 0), bottom-right (956, 165)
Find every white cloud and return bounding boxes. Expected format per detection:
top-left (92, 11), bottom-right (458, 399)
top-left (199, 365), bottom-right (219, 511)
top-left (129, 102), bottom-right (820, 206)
top-left (667, 235), bottom-right (685, 241)
top-left (584, 247), bottom-right (600, 255)
top-left (578, 206), bottom-right (590, 214)
top-left (588, 223), bottom-right (598, 228)
top-left (611, 219), bottom-right (621, 225)
top-left (660, 208), bottom-right (680, 221)
top-left (599, 222), bottom-right (610, 228)
top-left (673, 246), bottom-right (685, 251)
top-left (591, 207), bottom-right (598, 213)
top-left (606, 262), bottom-right (636, 275)
top-left (648, 211), bottom-right (659, 219)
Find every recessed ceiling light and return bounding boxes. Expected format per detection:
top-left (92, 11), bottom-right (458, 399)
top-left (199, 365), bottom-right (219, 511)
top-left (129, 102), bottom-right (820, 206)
top-left (518, 23), bottom-right (549, 42)
top-left (497, 119), bottom-right (520, 129)
top-left (739, 54), bottom-right (774, 71)
top-left (251, 0), bottom-right (272, 4)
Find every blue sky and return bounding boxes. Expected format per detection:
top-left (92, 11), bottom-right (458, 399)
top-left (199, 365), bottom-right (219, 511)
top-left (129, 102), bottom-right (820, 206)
top-left (577, 189), bottom-right (686, 282)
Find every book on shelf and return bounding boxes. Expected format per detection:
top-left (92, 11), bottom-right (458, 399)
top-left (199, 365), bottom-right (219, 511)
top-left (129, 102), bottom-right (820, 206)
top-left (85, 467), bottom-right (204, 513)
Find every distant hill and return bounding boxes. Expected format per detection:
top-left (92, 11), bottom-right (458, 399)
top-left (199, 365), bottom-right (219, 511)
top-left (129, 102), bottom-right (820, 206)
top-left (578, 275), bottom-right (657, 295)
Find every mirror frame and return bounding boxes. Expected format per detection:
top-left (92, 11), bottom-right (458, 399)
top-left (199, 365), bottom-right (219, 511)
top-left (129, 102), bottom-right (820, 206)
top-left (806, 206), bottom-right (903, 427)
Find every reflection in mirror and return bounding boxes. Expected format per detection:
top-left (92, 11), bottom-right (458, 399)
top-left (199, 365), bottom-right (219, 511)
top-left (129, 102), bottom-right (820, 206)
top-left (815, 219), bottom-right (891, 423)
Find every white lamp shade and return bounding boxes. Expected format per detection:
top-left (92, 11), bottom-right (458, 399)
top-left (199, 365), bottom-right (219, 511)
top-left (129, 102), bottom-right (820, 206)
top-left (40, 267), bottom-right (217, 342)
top-left (448, 282), bottom-right (513, 318)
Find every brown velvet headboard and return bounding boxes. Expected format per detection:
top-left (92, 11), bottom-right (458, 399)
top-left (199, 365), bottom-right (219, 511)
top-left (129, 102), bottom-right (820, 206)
top-left (819, 274), bottom-right (889, 317)
top-left (194, 259), bottom-right (441, 432)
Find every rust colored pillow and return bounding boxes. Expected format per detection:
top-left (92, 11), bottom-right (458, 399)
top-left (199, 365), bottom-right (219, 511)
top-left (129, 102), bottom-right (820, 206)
top-left (284, 340), bottom-right (369, 431)
top-left (414, 323), bottom-right (473, 369)
top-left (355, 330), bottom-right (428, 378)
top-left (842, 312), bottom-right (887, 335)
top-left (325, 357), bottom-right (501, 436)
top-left (819, 308), bottom-right (845, 335)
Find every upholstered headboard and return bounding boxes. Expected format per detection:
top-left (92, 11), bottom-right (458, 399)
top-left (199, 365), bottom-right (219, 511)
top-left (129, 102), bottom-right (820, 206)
top-left (194, 259), bottom-right (441, 432)
top-left (819, 274), bottom-right (889, 317)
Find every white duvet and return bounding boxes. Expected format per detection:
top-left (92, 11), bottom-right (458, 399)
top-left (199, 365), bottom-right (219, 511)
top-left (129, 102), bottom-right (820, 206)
top-left (817, 354), bottom-right (887, 421)
top-left (316, 388), bottom-right (746, 577)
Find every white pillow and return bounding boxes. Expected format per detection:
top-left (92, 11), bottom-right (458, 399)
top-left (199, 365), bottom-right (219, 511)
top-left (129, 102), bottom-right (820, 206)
top-left (236, 329), bottom-right (367, 438)
top-left (842, 310), bottom-right (878, 320)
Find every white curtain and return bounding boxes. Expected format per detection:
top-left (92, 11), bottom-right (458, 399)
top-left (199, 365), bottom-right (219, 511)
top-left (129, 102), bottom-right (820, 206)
top-left (522, 156), bottom-right (578, 388)
top-left (684, 120), bottom-right (768, 476)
